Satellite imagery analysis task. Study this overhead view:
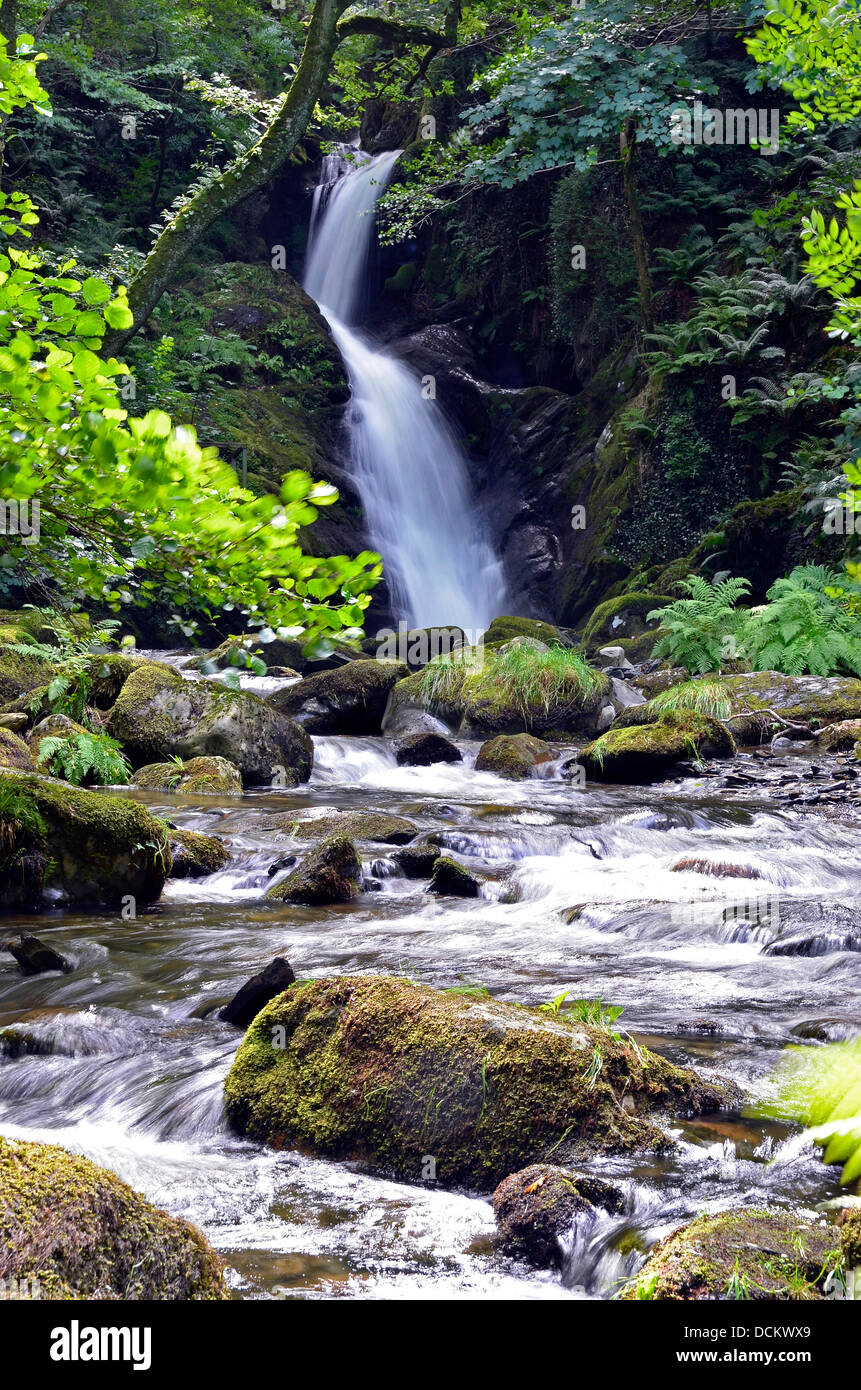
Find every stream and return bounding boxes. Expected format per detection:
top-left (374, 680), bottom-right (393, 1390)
top-left (1, 676), bottom-right (858, 1299)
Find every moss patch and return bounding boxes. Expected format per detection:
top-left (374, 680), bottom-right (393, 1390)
top-left (168, 829), bottom-right (230, 879)
top-left (581, 712), bottom-right (735, 784)
top-left (264, 808), bottom-right (417, 845)
top-left (265, 835), bottom-right (361, 905)
top-left (0, 1136), bottom-right (227, 1299)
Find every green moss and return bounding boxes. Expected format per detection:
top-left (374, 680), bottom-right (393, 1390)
top-left (582, 592), bottom-right (673, 649)
top-left (484, 616), bottom-right (562, 645)
top-left (0, 772), bottom-right (170, 911)
top-left (0, 727), bottom-right (32, 771)
top-left (621, 1209), bottom-right (841, 1301)
top-left (135, 756), bottom-right (242, 795)
top-left (0, 1136), bottom-right (228, 1299)
top-left (582, 712), bottom-right (735, 783)
top-left (840, 1210), bottom-right (861, 1269)
top-left (474, 733), bottom-right (553, 779)
top-left (224, 975), bottom-right (738, 1191)
top-left (264, 809), bottom-right (417, 844)
top-left (0, 643), bottom-right (55, 705)
top-left (168, 828), bottom-right (230, 878)
top-left (265, 835), bottom-right (361, 905)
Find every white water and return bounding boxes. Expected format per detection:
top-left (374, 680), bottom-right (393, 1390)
top-left (303, 149), bottom-right (506, 631)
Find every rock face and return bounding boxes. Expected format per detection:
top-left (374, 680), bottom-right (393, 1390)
top-left (107, 662), bottom-right (313, 786)
top-left (0, 727), bottom-right (32, 771)
top-left (224, 975), bottom-right (737, 1191)
top-left (267, 660), bottom-right (408, 735)
top-left (395, 732), bottom-right (462, 766)
top-left (581, 713), bottom-right (735, 784)
top-left (0, 642), bottom-right (53, 705)
top-left (0, 774), bottom-right (170, 911)
top-left (621, 1209), bottom-right (841, 1300)
top-left (167, 830), bottom-right (230, 880)
top-left (0, 1136), bottom-right (228, 1299)
top-left (219, 956), bottom-right (296, 1028)
top-left (2, 932), bottom-right (72, 975)
top-left (265, 836), bottom-right (362, 905)
top-left (721, 672), bottom-right (861, 743)
top-left (428, 856), bottom-right (481, 897)
top-left (392, 844), bottom-right (441, 878)
top-left (135, 756), bottom-right (243, 795)
top-left (816, 718), bottom-right (861, 752)
top-left (264, 807), bottom-right (417, 845)
top-left (492, 1164), bottom-right (624, 1267)
top-left (763, 901), bottom-right (861, 957)
top-left (475, 733), bottom-right (553, 779)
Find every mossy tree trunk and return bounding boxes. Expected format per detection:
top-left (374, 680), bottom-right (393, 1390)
top-left (619, 117), bottom-right (653, 334)
top-left (106, 0), bottom-right (448, 352)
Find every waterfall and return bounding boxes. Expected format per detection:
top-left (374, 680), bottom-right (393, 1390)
top-left (303, 148), bottom-right (506, 633)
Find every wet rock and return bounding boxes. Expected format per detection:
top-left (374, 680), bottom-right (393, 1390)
top-left (395, 732), bottom-right (462, 766)
top-left (633, 667), bottom-right (690, 699)
top-left (484, 616), bottom-right (562, 645)
top-left (107, 662), bottom-right (313, 786)
top-left (135, 755), bottom-right (243, 795)
top-left (265, 807), bottom-right (417, 845)
top-left (721, 672), bottom-right (861, 744)
top-left (0, 640), bottom-right (54, 705)
top-left (475, 733), bottom-right (553, 780)
top-left (363, 626), bottom-right (469, 672)
top-left (224, 975), bottom-right (739, 1191)
top-left (184, 635), bottom-right (312, 676)
top-left (0, 712), bottom-right (28, 732)
top-left (609, 676), bottom-right (646, 710)
top-left (2, 933), bottom-right (72, 975)
top-left (0, 1135), bottom-right (228, 1299)
top-left (0, 773), bottom-right (169, 911)
top-left (670, 858), bottom-right (763, 879)
top-left (267, 660), bottom-right (408, 735)
top-left (492, 1164), bottom-right (625, 1267)
top-left (265, 835), bottom-right (361, 905)
top-left (392, 845), bottom-right (441, 878)
top-left (167, 829), bottom-right (230, 879)
top-left (621, 1208), bottom-right (840, 1300)
top-left (219, 956), bottom-right (296, 1028)
top-left (0, 726), bottom-right (33, 771)
top-left (581, 713), bottom-right (735, 784)
top-left (596, 645), bottom-right (632, 669)
top-left (764, 902), bottom-right (861, 957)
top-left (817, 719), bottom-right (861, 752)
top-left (428, 856), bottom-right (481, 897)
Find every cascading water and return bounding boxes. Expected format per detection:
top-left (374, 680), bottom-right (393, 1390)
top-left (303, 149), bottom-right (506, 632)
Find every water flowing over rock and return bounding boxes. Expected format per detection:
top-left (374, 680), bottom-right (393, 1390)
top-left (303, 149), bottom-right (507, 631)
top-left (492, 1164), bottom-right (625, 1268)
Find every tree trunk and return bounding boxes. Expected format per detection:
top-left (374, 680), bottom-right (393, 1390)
top-left (106, 3), bottom-right (448, 352)
top-left (619, 118), bottom-right (653, 334)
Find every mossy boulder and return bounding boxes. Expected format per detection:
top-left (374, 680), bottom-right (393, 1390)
top-left (392, 844), bottom-right (441, 878)
top-left (0, 1136), bottom-right (228, 1299)
top-left (107, 662), bottom-right (312, 786)
top-left (27, 713), bottom-right (89, 769)
top-left (265, 835), bottom-right (361, 905)
top-left (839, 1209), bottom-right (861, 1270)
top-left (0, 773), bottom-right (170, 911)
top-left (386, 649), bottom-right (610, 738)
top-left (475, 733), bottom-right (553, 780)
top-left (720, 672), bottom-right (861, 743)
top-left (485, 616), bottom-right (562, 645)
top-left (86, 653), bottom-right (152, 708)
top-left (224, 975), bottom-right (738, 1191)
top-left (581, 592), bottom-right (672, 652)
top-left (633, 666), bottom-right (690, 698)
top-left (135, 756), bottom-right (243, 795)
top-left (492, 1164), bottom-right (624, 1267)
top-left (581, 712), bottom-right (735, 784)
top-left (267, 659), bottom-right (409, 735)
top-left (816, 719), bottom-right (861, 752)
top-left (264, 807), bottom-right (417, 845)
top-left (395, 731), bottom-right (462, 766)
top-left (0, 727), bottom-right (33, 771)
top-left (185, 635), bottom-right (311, 676)
top-left (167, 829), bottom-right (230, 879)
top-left (0, 642), bottom-right (54, 706)
top-left (428, 855), bottom-right (481, 897)
top-left (621, 1209), bottom-right (841, 1301)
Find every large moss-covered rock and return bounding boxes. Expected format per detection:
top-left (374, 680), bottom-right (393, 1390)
top-left (621, 1209), bottom-right (841, 1301)
top-left (386, 646), bottom-right (610, 738)
top-left (267, 659), bottom-right (408, 735)
top-left (135, 756), bottom-right (243, 795)
top-left (107, 662), bottom-right (312, 786)
top-left (0, 727), bottom-right (33, 771)
top-left (264, 807), bottom-right (417, 845)
top-left (224, 975), bottom-right (737, 1191)
top-left (475, 733), bottom-right (553, 779)
top-left (721, 672), bottom-right (861, 743)
top-left (0, 773), bottom-right (169, 911)
top-left (581, 592), bottom-right (672, 652)
top-left (0, 642), bottom-right (54, 706)
top-left (167, 829), bottom-right (230, 879)
top-left (581, 712), bottom-right (735, 784)
top-left (0, 1136), bottom-right (227, 1299)
top-left (265, 835), bottom-right (361, 905)
top-left (484, 616), bottom-right (562, 645)
top-left (492, 1164), bottom-right (624, 1267)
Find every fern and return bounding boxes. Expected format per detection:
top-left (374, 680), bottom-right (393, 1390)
top-left (8, 613), bottom-right (123, 723)
top-left (762, 1039), bottom-right (861, 1188)
top-left (746, 565), bottom-right (861, 677)
top-left (36, 731), bottom-right (131, 786)
top-left (648, 575), bottom-right (752, 675)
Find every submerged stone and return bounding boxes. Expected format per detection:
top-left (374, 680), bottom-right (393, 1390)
top-left (167, 829), bottom-right (230, 879)
top-left (492, 1164), bottom-right (625, 1267)
top-left (2, 932), bottom-right (72, 975)
top-left (475, 732), bottom-right (553, 780)
top-left (219, 956), bottom-right (296, 1028)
